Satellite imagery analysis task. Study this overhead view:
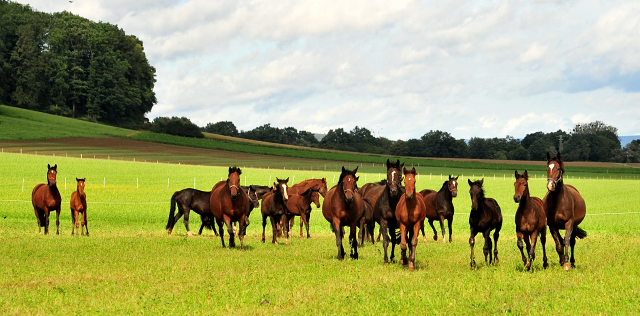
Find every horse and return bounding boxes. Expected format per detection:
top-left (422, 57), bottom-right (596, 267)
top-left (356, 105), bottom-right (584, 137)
top-left (32, 164), bottom-right (62, 235)
top-left (357, 184), bottom-right (377, 246)
top-left (209, 167), bottom-right (252, 249)
top-left (395, 167), bottom-right (427, 271)
top-left (468, 178), bottom-right (503, 268)
top-left (261, 178), bottom-right (290, 246)
top-left (166, 188), bottom-right (217, 236)
top-left (419, 175), bottom-right (458, 243)
top-left (322, 166), bottom-right (364, 260)
top-left (70, 178), bottom-right (88, 236)
top-left (360, 159), bottom-right (404, 263)
top-left (286, 178), bottom-right (328, 229)
top-left (514, 170), bottom-right (548, 271)
top-left (286, 188), bottom-right (320, 238)
top-left (544, 152), bottom-right (587, 271)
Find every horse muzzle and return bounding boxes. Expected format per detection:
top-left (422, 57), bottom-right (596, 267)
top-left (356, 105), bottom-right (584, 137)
top-left (390, 187), bottom-right (398, 198)
top-left (344, 190), bottom-right (354, 203)
top-left (451, 190), bottom-right (458, 198)
top-left (547, 180), bottom-right (556, 192)
top-left (514, 194), bottom-right (521, 203)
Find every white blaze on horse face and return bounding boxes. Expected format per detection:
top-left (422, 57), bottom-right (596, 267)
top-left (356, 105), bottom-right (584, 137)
top-left (391, 171), bottom-right (396, 182)
top-left (282, 184), bottom-right (288, 200)
top-left (549, 164), bottom-right (555, 172)
top-left (453, 180), bottom-right (457, 187)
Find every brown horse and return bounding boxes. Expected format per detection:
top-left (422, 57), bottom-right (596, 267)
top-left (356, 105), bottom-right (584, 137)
top-left (70, 178), bottom-right (88, 236)
top-left (468, 178), bottom-right (502, 268)
top-left (395, 167), bottom-right (427, 271)
top-left (286, 188), bottom-right (320, 238)
top-left (360, 159), bottom-right (404, 263)
top-left (261, 178), bottom-right (290, 246)
top-left (287, 178), bottom-right (328, 229)
top-left (322, 167), bottom-right (363, 260)
top-left (544, 152), bottom-right (587, 271)
top-left (209, 167), bottom-right (252, 249)
top-left (32, 164), bottom-right (62, 235)
top-left (514, 170), bottom-right (547, 271)
top-left (419, 175), bottom-right (458, 243)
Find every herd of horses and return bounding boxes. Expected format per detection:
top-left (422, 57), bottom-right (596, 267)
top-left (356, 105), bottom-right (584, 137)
top-left (30, 152), bottom-right (587, 271)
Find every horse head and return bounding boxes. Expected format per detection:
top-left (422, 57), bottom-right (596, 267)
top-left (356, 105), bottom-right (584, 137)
top-left (339, 166), bottom-right (358, 204)
top-left (247, 185), bottom-right (260, 208)
top-left (513, 170), bottom-right (528, 203)
top-left (76, 178), bottom-right (86, 195)
top-left (311, 190), bottom-right (321, 208)
top-left (546, 152), bottom-right (564, 192)
top-left (319, 178), bottom-right (328, 197)
top-left (227, 167), bottom-right (242, 199)
top-left (274, 177), bottom-right (289, 202)
top-left (403, 167), bottom-right (418, 200)
top-left (468, 178), bottom-right (485, 211)
top-left (448, 175), bottom-right (459, 197)
top-left (47, 164), bottom-right (58, 186)
top-left (386, 159), bottom-right (404, 198)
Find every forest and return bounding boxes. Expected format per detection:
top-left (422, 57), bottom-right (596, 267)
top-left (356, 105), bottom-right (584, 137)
top-left (0, 1), bottom-right (156, 124)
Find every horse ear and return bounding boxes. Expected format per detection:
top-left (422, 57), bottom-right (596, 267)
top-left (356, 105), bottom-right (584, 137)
top-left (53, 164), bottom-right (57, 170)
top-left (356, 176), bottom-right (360, 182)
top-left (556, 151), bottom-right (562, 161)
top-left (342, 166), bottom-right (346, 173)
top-left (514, 170), bottom-right (519, 179)
top-left (449, 174), bottom-right (452, 180)
top-left (480, 178), bottom-right (484, 186)
top-left (523, 170), bottom-right (529, 180)
top-left (353, 166), bottom-right (358, 174)
top-left (400, 162), bottom-right (405, 169)
top-left (403, 167), bottom-right (408, 174)
top-left (228, 167), bottom-right (233, 174)
top-left (386, 159), bottom-right (391, 168)
top-left (455, 176), bottom-right (459, 180)
top-left (468, 178), bottom-right (473, 186)
top-left (76, 177), bottom-right (79, 181)
top-left (411, 167), bottom-right (416, 174)
top-left (273, 182), bottom-right (277, 188)
top-left (546, 152), bottom-right (552, 161)
top-left (48, 164), bottom-right (51, 169)
top-left (285, 177), bottom-right (289, 183)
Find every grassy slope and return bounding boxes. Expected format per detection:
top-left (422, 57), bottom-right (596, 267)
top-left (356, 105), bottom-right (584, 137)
top-left (2, 104), bottom-right (639, 176)
top-left (1, 153), bottom-right (639, 314)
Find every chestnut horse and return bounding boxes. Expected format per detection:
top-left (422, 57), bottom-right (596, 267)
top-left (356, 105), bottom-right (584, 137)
top-left (261, 178), bottom-right (290, 246)
top-left (287, 178), bottom-right (328, 229)
top-left (395, 167), bottom-right (427, 271)
top-left (360, 159), bottom-right (404, 263)
top-left (322, 167), bottom-right (363, 260)
top-left (286, 188), bottom-right (320, 238)
top-left (468, 179), bottom-right (502, 268)
top-left (514, 170), bottom-right (548, 271)
top-left (32, 164), bottom-right (62, 235)
top-left (419, 175), bottom-right (458, 243)
top-left (70, 178), bottom-right (88, 236)
top-left (544, 152), bottom-right (587, 271)
top-left (209, 167), bottom-right (252, 249)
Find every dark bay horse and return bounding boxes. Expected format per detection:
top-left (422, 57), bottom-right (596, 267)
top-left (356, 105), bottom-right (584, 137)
top-left (514, 170), bottom-right (548, 271)
top-left (209, 167), bottom-right (252, 249)
top-left (419, 175), bottom-right (458, 243)
top-left (360, 159), bottom-right (404, 263)
top-left (261, 178), bottom-right (290, 246)
top-left (544, 152), bottom-right (587, 271)
top-left (167, 188), bottom-right (217, 236)
top-left (32, 164), bottom-right (62, 235)
top-left (468, 179), bottom-right (503, 268)
top-left (322, 167), bottom-right (363, 260)
top-left (286, 188), bottom-right (320, 238)
top-left (70, 178), bottom-right (88, 236)
top-left (395, 167), bottom-right (427, 271)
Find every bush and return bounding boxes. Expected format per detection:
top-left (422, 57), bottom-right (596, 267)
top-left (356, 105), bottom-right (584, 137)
top-left (151, 116), bottom-right (203, 138)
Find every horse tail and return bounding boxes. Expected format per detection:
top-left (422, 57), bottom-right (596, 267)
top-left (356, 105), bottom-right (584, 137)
top-left (201, 215), bottom-right (215, 231)
top-left (573, 226), bottom-right (587, 239)
top-left (166, 191), bottom-right (179, 230)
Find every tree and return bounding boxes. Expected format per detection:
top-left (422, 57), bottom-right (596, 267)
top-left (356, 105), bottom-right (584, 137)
top-left (521, 131), bottom-right (544, 149)
top-left (508, 145), bottom-right (529, 161)
top-left (151, 116), bottom-right (203, 138)
top-left (528, 139), bottom-right (553, 161)
top-left (204, 121), bottom-right (238, 136)
top-left (468, 137), bottom-right (489, 159)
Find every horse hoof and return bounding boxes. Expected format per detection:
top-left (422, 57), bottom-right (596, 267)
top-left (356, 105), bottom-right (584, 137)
top-left (187, 231), bottom-right (193, 237)
top-left (442, 239), bottom-right (446, 244)
top-left (433, 235), bottom-right (437, 241)
top-left (409, 263), bottom-right (415, 271)
top-left (563, 263), bottom-right (571, 271)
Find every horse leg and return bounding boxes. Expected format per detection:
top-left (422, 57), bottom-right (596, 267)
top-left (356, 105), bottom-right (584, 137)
top-left (548, 226), bottom-right (564, 266)
top-left (333, 219), bottom-right (344, 260)
top-left (44, 208), bottom-right (50, 235)
top-left (169, 211), bottom-right (183, 235)
top-left (55, 207), bottom-right (61, 235)
top-left (74, 209), bottom-right (80, 236)
top-left (282, 214), bottom-right (290, 247)
top-left (399, 223), bottom-right (408, 266)
top-left (482, 231), bottom-right (492, 266)
top-left (528, 230), bottom-right (539, 272)
top-left (409, 222), bottom-right (420, 271)
top-left (381, 219), bottom-right (390, 264)
top-left (516, 232), bottom-right (527, 268)
top-left (390, 221), bottom-right (398, 263)
top-left (492, 223), bottom-right (501, 265)
top-left (269, 216), bottom-right (278, 245)
top-left (367, 219), bottom-right (375, 245)
top-left (217, 218), bottom-right (226, 248)
top-left (198, 223), bottom-right (205, 235)
top-left (238, 216), bottom-right (246, 250)
top-left (349, 223), bottom-right (359, 260)
top-left (82, 210), bottom-right (88, 236)
top-left (225, 216), bottom-right (235, 248)
top-left (469, 229), bottom-right (478, 269)
top-left (301, 212), bottom-right (310, 239)
top-left (71, 208), bottom-right (76, 236)
top-left (562, 220), bottom-right (574, 270)
top-left (570, 231), bottom-right (577, 268)
top-left (358, 216), bottom-right (365, 246)
top-left (183, 209), bottom-right (193, 236)
top-left (438, 214), bottom-right (446, 244)
top-left (540, 226), bottom-right (549, 269)
top-left (420, 220), bottom-right (426, 243)
top-left (428, 219), bottom-right (438, 241)
top-left (261, 214), bottom-right (267, 243)
top-left (447, 217), bottom-right (453, 243)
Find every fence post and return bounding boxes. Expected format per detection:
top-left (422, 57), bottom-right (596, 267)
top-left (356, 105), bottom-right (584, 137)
top-left (65, 177), bottom-right (66, 190)
top-left (104, 177), bottom-right (105, 187)
top-left (81, 154), bottom-right (82, 159)
top-left (168, 178), bottom-right (169, 189)
top-left (137, 178), bottom-right (139, 189)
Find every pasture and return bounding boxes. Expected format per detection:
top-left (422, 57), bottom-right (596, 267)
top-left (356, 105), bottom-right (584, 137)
top-left (1, 152), bottom-right (639, 315)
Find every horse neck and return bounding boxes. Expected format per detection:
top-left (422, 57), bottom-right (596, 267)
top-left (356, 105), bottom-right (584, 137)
top-left (49, 183), bottom-right (59, 195)
top-left (438, 182), bottom-right (452, 200)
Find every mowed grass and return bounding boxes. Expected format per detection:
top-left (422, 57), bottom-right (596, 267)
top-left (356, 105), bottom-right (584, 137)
top-left (1, 153), bottom-right (640, 315)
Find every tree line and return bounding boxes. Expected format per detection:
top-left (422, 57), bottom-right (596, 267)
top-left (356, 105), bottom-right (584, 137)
top-left (0, 1), bottom-right (156, 124)
top-left (202, 120), bottom-right (640, 163)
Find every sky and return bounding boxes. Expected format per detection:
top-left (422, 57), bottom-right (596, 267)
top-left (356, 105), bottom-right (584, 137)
top-left (13, 0), bottom-right (640, 140)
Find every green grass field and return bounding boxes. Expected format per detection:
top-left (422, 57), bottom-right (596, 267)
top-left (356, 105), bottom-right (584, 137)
top-left (1, 152), bottom-right (639, 315)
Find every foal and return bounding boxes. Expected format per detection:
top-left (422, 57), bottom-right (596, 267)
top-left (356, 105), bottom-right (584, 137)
top-left (395, 167), bottom-right (427, 271)
top-left (514, 170), bottom-right (547, 271)
top-left (468, 179), bottom-right (502, 268)
top-left (70, 178), bottom-right (89, 236)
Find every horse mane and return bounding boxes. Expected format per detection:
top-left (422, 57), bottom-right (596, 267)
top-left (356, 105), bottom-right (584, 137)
top-left (470, 180), bottom-right (485, 200)
top-left (338, 168), bottom-right (356, 183)
top-left (438, 180), bottom-right (449, 193)
top-left (377, 180), bottom-right (387, 185)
